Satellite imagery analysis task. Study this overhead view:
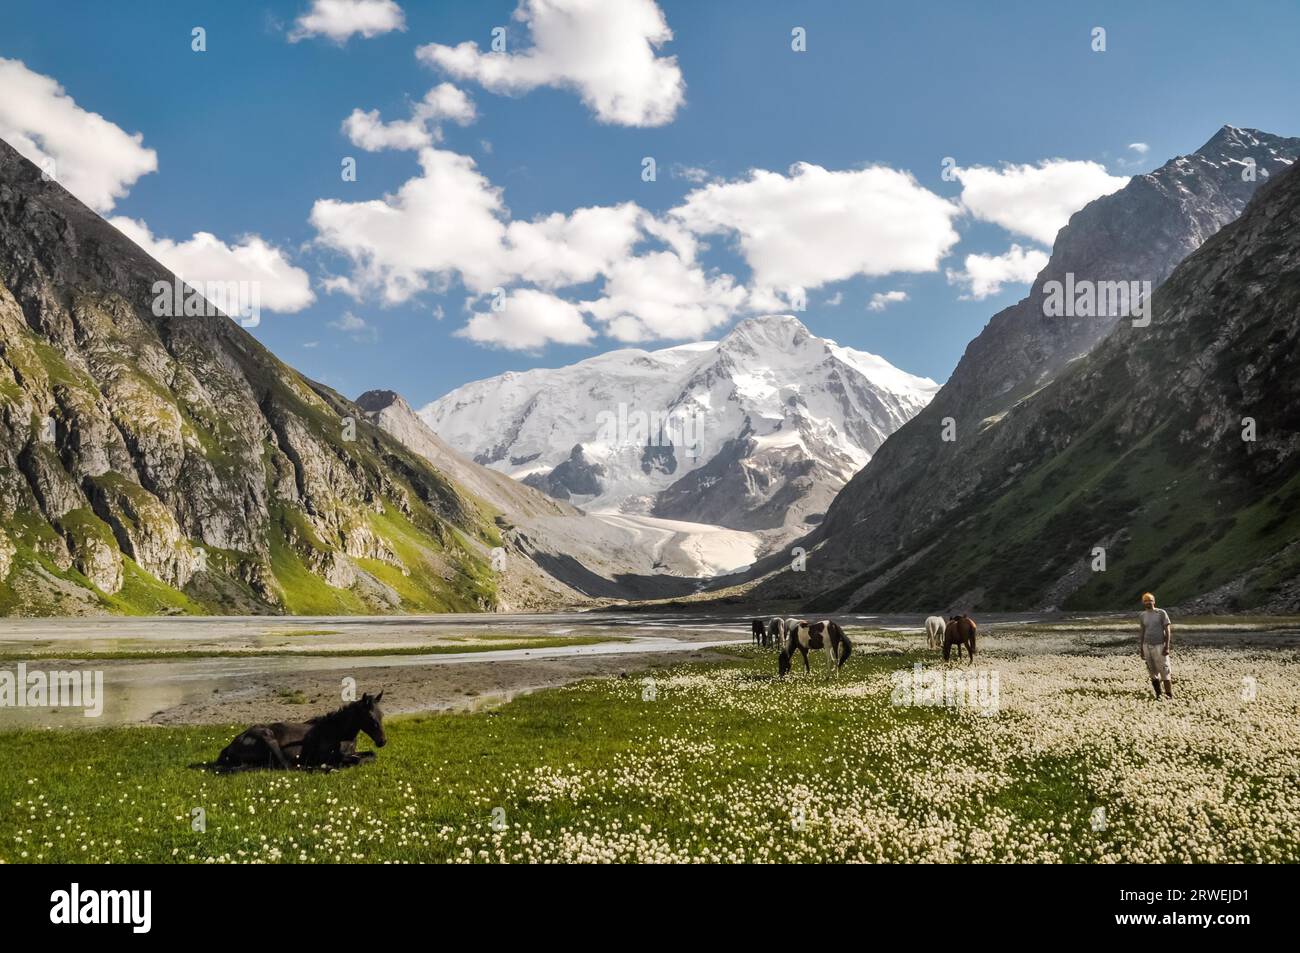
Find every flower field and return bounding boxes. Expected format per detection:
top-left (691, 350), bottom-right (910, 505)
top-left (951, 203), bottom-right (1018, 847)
top-left (2, 631), bottom-right (1298, 863)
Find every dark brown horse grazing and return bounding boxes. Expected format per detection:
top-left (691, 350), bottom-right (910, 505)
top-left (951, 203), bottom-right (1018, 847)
top-left (217, 692), bottom-right (387, 770)
top-left (779, 620), bottom-right (852, 676)
top-left (943, 615), bottom-right (977, 663)
top-left (751, 618), bottom-right (766, 645)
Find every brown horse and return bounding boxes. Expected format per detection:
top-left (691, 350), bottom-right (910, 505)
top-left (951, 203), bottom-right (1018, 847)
top-left (943, 615), bottom-right (977, 663)
top-left (751, 618), bottom-right (767, 645)
top-left (779, 620), bottom-right (852, 676)
top-left (217, 692), bottom-right (387, 770)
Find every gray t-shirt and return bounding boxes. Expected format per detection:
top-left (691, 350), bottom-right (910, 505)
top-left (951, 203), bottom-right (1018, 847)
top-left (1141, 608), bottom-right (1170, 643)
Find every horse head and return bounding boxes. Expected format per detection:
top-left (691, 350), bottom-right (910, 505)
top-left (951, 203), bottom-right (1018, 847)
top-left (778, 649), bottom-right (792, 678)
top-left (359, 691), bottom-right (387, 747)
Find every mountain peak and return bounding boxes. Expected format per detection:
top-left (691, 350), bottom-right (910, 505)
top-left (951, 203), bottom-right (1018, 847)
top-left (1199, 124), bottom-right (1264, 153)
top-left (732, 313), bottom-right (809, 332)
top-left (1187, 124), bottom-right (1300, 169)
top-left (355, 389), bottom-right (410, 415)
top-left (421, 311), bottom-right (935, 544)
top-left (720, 313), bottom-right (814, 352)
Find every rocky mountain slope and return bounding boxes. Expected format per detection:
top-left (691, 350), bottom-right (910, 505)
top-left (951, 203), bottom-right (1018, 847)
top-left (840, 159), bottom-right (1300, 611)
top-left (420, 314), bottom-right (938, 554)
top-left (743, 125), bottom-right (1300, 610)
top-left (356, 390), bottom-right (732, 604)
top-left (0, 137), bottom-right (500, 616)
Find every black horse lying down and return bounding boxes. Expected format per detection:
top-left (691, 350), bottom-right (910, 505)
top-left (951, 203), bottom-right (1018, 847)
top-left (217, 692), bottom-right (387, 770)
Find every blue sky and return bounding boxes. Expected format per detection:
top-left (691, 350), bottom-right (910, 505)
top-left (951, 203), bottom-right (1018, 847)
top-left (2, 0), bottom-right (1298, 406)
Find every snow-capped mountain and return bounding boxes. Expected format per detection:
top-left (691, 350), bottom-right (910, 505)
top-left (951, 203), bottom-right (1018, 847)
top-left (420, 315), bottom-right (938, 551)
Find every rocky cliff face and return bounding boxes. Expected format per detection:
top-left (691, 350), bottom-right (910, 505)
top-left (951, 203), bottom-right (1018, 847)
top-left (752, 126), bottom-right (1300, 608)
top-left (0, 138), bottom-right (498, 615)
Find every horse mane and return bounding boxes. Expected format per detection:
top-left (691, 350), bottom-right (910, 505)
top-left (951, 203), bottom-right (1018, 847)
top-left (307, 698), bottom-right (364, 729)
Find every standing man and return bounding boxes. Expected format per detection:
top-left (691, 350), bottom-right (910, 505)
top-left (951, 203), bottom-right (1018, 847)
top-left (1138, 592), bottom-right (1172, 698)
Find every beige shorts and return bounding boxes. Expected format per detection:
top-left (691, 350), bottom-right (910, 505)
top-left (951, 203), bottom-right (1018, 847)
top-left (1143, 644), bottom-right (1171, 680)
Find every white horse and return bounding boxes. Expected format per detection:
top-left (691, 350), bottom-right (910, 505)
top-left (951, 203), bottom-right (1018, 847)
top-left (765, 616), bottom-right (785, 649)
top-left (924, 615), bottom-right (946, 650)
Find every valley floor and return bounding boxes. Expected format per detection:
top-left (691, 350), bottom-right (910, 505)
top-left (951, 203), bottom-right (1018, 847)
top-left (586, 513), bottom-right (763, 576)
top-left (1, 616), bottom-right (1298, 863)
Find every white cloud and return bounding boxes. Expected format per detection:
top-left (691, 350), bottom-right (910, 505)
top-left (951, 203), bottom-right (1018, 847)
top-left (310, 148), bottom-right (511, 300)
top-left (955, 160), bottom-right (1128, 245)
top-left (289, 0), bottom-right (405, 43)
top-left (744, 285), bottom-right (806, 314)
top-left (671, 162), bottom-right (961, 290)
top-left (329, 310), bottom-right (376, 340)
top-left (417, 0), bottom-right (684, 127)
top-left (1127, 142), bottom-right (1150, 156)
top-left (311, 144), bottom-right (1003, 349)
top-left (824, 291), bottom-right (843, 307)
top-left (505, 203), bottom-right (644, 287)
top-left (342, 109), bottom-right (431, 152)
top-left (457, 288), bottom-right (594, 350)
top-left (945, 243), bottom-right (1049, 300)
top-left (310, 147), bottom-right (644, 301)
top-left (671, 164), bottom-right (711, 184)
top-left (308, 144), bottom-right (752, 345)
top-left (342, 83), bottom-right (477, 152)
top-left (581, 251), bottom-right (746, 342)
top-left (320, 276), bottom-right (358, 300)
top-left (0, 57), bottom-right (157, 213)
top-left (422, 83), bottom-right (478, 125)
top-left (109, 217), bottom-right (315, 313)
top-left (867, 290), bottom-right (908, 312)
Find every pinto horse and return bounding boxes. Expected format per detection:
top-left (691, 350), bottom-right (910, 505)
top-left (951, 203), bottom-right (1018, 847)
top-left (943, 615), bottom-right (977, 663)
top-left (217, 692), bottom-right (387, 770)
top-left (779, 620), bottom-right (852, 676)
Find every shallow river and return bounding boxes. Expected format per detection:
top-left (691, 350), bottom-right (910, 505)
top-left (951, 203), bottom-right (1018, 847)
top-left (0, 612), bottom-right (1291, 727)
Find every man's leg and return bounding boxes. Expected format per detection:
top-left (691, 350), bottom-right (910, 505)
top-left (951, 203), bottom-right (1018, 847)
top-left (1144, 646), bottom-right (1163, 698)
top-left (1161, 653), bottom-right (1172, 697)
